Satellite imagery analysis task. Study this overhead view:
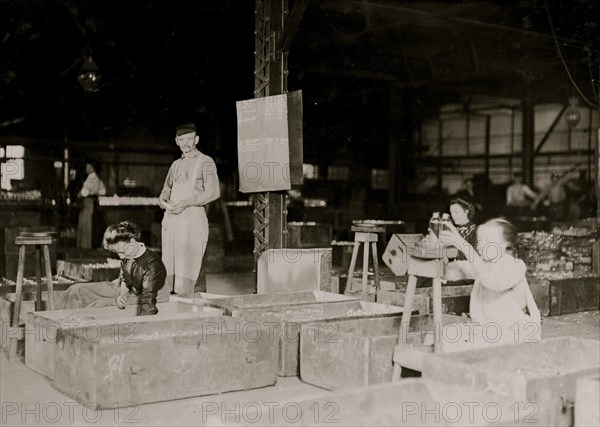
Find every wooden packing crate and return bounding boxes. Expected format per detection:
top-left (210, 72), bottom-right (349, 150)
top-left (377, 283), bottom-right (472, 315)
top-left (56, 260), bottom-right (120, 282)
top-left (287, 223), bottom-right (332, 248)
top-left (0, 291), bottom-right (66, 354)
top-left (25, 302), bottom-right (224, 380)
top-left (422, 336), bottom-right (600, 426)
top-left (300, 314), bottom-right (468, 391)
top-left (52, 316), bottom-right (279, 408)
top-left (529, 276), bottom-right (600, 316)
top-left (234, 300), bottom-right (403, 377)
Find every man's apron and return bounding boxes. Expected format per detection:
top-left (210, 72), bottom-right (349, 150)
top-left (162, 155), bottom-right (209, 294)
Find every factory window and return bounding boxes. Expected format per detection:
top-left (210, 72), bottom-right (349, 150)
top-left (371, 169), bottom-right (390, 190)
top-left (328, 165), bottom-right (349, 181)
top-left (0, 145), bottom-right (25, 191)
top-left (303, 163), bottom-right (320, 180)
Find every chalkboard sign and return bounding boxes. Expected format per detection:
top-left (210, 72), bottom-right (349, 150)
top-left (236, 91), bottom-right (303, 193)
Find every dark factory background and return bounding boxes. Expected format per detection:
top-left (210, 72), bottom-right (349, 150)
top-left (1, 0), bottom-right (599, 269)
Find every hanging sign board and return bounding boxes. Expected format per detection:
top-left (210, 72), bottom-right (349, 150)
top-left (236, 91), bottom-right (303, 193)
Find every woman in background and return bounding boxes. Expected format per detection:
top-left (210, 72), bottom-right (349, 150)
top-left (448, 197), bottom-right (477, 260)
top-left (76, 160), bottom-right (106, 248)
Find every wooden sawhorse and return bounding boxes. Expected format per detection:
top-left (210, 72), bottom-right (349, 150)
top-left (8, 233), bottom-right (56, 361)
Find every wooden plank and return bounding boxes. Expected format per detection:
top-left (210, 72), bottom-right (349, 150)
top-left (52, 317), bottom-right (279, 408)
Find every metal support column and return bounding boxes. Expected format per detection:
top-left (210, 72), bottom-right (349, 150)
top-left (484, 115), bottom-right (491, 179)
top-left (522, 87), bottom-right (535, 188)
top-left (253, 0), bottom-right (289, 276)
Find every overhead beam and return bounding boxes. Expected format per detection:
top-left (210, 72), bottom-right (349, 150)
top-left (535, 103), bottom-right (568, 154)
top-left (302, 63), bottom-right (410, 82)
top-left (340, 0), bottom-right (593, 52)
top-left (0, 136), bottom-right (177, 154)
top-left (277, 0), bottom-right (310, 52)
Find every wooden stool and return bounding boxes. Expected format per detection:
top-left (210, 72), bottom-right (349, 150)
top-left (345, 224), bottom-right (385, 300)
top-left (8, 233), bottom-right (55, 361)
top-left (391, 241), bottom-right (450, 380)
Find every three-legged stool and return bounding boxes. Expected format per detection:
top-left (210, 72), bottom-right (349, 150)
top-left (8, 232), bottom-right (55, 361)
top-left (345, 224), bottom-right (384, 301)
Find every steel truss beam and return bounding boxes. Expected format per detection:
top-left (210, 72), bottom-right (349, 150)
top-left (253, 0), bottom-right (289, 274)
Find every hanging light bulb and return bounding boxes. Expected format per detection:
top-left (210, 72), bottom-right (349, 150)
top-left (78, 55), bottom-right (102, 92)
top-left (564, 96), bottom-right (581, 128)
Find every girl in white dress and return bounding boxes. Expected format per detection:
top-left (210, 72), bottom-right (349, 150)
top-left (440, 218), bottom-right (541, 347)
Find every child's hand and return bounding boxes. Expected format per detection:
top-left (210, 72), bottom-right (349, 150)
top-left (439, 222), bottom-right (466, 248)
top-left (116, 295), bottom-right (127, 309)
top-left (426, 228), bottom-right (439, 242)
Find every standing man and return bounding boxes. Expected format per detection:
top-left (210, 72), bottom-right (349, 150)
top-left (532, 171), bottom-right (570, 221)
top-left (159, 123), bottom-right (220, 294)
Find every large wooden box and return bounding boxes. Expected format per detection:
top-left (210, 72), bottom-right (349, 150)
top-left (179, 290), bottom-right (356, 315)
top-left (52, 316), bottom-right (279, 408)
top-left (529, 277), bottom-right (600, 316)
top-left (422, 337), bottom-right (600, 426)
top-left (300, 314), bottom-right (467, 391)
top-left (234, 300), bottom-right (402, 376)
top-left (25, 302), bottom-right (223, 380)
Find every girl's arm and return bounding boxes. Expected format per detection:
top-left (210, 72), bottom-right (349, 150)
top-left (440, 224), bottom-right (525, 292)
